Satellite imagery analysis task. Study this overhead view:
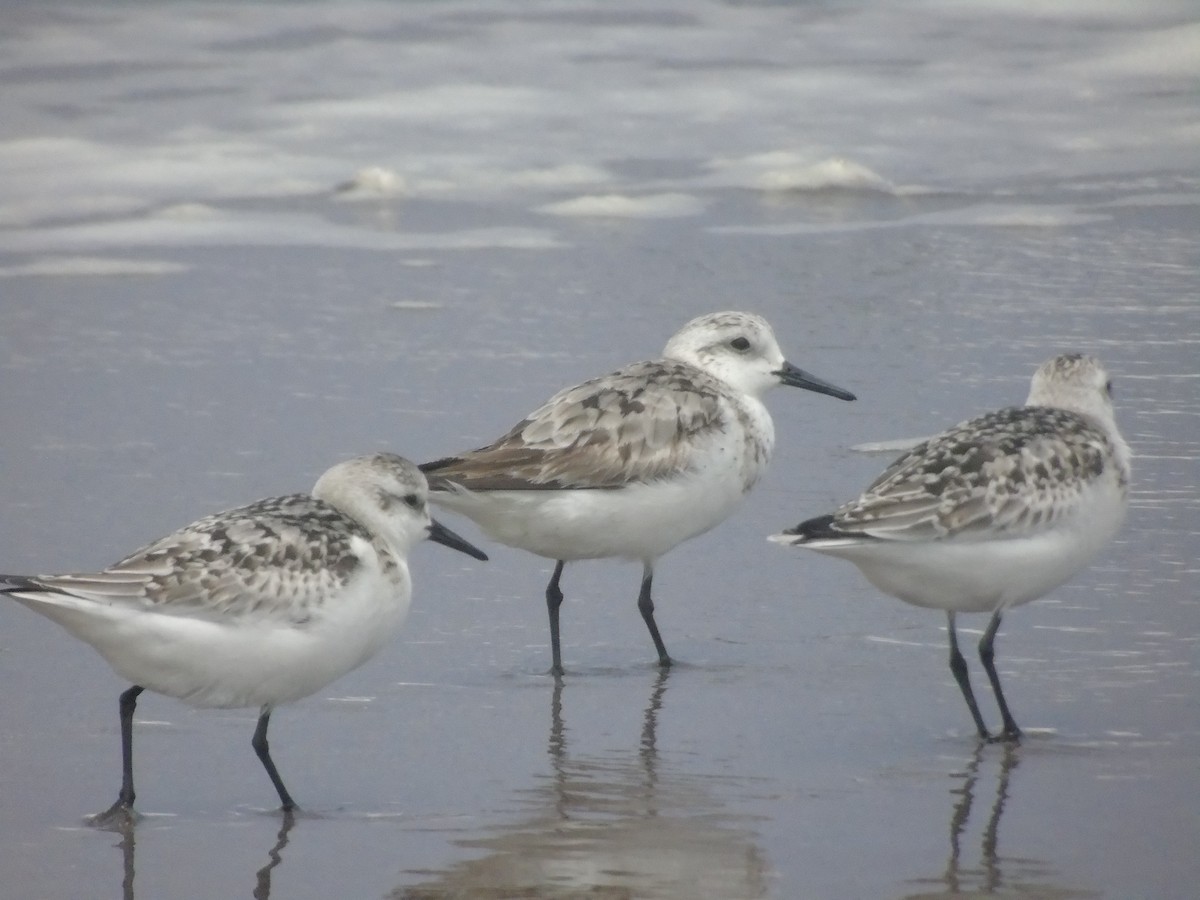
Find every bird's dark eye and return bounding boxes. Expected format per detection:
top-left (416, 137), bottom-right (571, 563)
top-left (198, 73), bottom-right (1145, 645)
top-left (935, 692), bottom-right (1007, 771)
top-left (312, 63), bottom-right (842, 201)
top-left (730, 337), bottom-right (751, 352)
top-left (402, 493), bottom-right (421, 509)
top-left (1105, 379), bottom-right (1114, 398)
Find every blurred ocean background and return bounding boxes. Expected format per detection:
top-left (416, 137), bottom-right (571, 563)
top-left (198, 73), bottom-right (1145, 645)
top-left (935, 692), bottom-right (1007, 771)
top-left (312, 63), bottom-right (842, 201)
top-left (1, 2), bottom-right (1197, 898)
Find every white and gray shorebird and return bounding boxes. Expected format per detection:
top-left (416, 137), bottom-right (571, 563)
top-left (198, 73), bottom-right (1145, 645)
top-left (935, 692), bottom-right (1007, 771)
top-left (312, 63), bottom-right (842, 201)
top-left (421, 311), bottom-right (856, 675)
top-left (771, 354), bottom-right (1131, 741)
top-left (1, 453), bottom-right (487, 822)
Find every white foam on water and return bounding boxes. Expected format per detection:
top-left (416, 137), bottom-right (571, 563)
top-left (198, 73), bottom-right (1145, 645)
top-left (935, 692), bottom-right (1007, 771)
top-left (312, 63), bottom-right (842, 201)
top-left (536, 192), bottom-right (705, 218)
top-left (851, 437), bottom-right (930, 455)
top-left (334, 166), bottom-right (409, 199)
top-left (0, 256), bottom-right (190, 278)
top-left (0, 0), bottom-right (1194, 251)
top-left (708, 153), bottom-right (906, 194)
top-left (710, 201), bottom-right (1113, 236)
top-left (908, 204), bottom-right (1114, 228)
top-left (0, 207), bottom-right (564, 252)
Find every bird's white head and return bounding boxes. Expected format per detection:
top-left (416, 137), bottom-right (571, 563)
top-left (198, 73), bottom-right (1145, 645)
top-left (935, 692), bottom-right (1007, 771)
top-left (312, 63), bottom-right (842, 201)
top-left (312, 454), bottom-right (487, 560)
top-left (662, 311), bottom-right (856, 402)
top-left (1025, 354), bottom-right (1117, 427)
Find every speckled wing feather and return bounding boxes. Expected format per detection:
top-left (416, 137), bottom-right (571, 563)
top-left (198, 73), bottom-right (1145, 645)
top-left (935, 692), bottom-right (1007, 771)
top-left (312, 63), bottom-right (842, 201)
top-left (5, 495), bottom-right (370, 625)
top-left (422, 360), bottom-right (729, 490)
top-left (828, 407), bottom-right (1120, 540)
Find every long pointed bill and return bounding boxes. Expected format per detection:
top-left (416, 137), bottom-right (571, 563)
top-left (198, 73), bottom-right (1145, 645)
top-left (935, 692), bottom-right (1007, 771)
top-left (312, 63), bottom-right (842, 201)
top-left (775, 362), bottom-right (856, 401)
top-left (427, 519), bottom-right (489, 561)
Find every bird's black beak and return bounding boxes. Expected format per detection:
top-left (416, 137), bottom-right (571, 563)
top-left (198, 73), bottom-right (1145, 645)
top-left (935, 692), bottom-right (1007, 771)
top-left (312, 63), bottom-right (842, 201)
top-left (427, 519), bottom-right (489, 561)
top-left (775, 362), bottom-right (856, 401)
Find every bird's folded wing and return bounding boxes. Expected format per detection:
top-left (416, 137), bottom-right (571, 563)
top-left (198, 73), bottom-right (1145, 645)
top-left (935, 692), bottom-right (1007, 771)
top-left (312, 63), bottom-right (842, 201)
top-left (6, 498), bottom-right (367, 625)
top-left (422, 361), bottom-right (728, 490)
top-left (830, 409), bottom-right (1113, 541)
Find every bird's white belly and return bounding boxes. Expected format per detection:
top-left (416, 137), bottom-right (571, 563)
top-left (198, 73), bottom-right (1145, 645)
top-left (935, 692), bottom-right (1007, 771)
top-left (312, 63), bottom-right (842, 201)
top-left (433, 471), bottom-right (749, 563)
top-left (813, 482), bottom-right (1126, 614)
top-left (16, 577), bottom-right (411, 709)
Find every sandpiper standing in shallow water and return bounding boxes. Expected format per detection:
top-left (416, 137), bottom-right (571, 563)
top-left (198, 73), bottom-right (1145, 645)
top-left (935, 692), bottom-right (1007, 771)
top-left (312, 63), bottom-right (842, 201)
top-left (2, 453), bottom-right (487, 823)
top-left (421, 311), bottom-right (856, 675)
top-left (771, 354), bottom-right (1130, 741)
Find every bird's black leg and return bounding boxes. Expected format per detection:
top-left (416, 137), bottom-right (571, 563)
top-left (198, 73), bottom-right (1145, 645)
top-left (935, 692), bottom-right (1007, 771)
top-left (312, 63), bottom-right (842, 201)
top-left (252, 707), bottom-right (297, 811)
top-left (546, 560), bottom-right (566, 677)
top-left (979, 610), bottom-right (1021, 741)
top-left (637, 564), bottom-right (672, 669)
top-left (91, 685), bottom-right (144, 827)
top-left (947, 612), bottom-right (990, 740)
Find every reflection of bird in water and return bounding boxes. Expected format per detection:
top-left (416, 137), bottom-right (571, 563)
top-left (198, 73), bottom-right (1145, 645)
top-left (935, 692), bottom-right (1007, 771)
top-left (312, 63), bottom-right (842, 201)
top-left (111, 811), bottom-right (296, 900)
top-left (394, 671), bottom-right (770, 899)
top-left (253, 812), bottom-right (296, 900)
top-left (118, 825), bottom-right (134, 900)
top-left (903, 744), bottom-right (1094, 900)
top-left (903, 745), bottom-right (1015, 899)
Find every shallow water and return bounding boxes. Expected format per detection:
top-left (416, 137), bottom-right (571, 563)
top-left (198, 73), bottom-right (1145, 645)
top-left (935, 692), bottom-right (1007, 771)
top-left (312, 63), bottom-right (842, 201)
top-left (1, 2), bottom-right (1197, 898)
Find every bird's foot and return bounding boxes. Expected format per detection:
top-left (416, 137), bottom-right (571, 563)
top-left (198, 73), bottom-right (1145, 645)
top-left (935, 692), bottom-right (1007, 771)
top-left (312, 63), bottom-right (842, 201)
top-left (87, 801), bottom-right (140, 831)
top-left (985, 728), bottom-right (1022, 745)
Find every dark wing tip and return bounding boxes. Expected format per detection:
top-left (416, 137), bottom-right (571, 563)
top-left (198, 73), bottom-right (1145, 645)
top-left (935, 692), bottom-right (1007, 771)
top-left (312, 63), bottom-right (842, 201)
top-left (419, 457), bottom-right (464, 492)
top-left (781, 514), bottom-right (845, 541)
top-left (419, 457), bottom-right (456, 475)
top-left (0, 574), bottom-right (58, 595)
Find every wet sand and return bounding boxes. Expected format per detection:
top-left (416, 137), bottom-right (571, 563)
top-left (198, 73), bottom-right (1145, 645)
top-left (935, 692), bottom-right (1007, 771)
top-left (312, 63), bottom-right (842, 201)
top-left (2, 196), bottom-right (1196, 897)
